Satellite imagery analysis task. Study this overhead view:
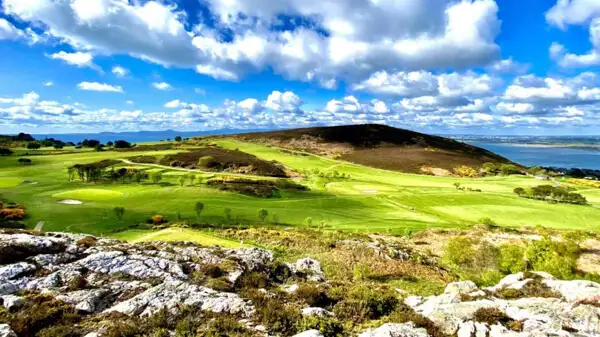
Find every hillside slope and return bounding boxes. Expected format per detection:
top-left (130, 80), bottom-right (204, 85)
top-left (229, 124), bottom-right (513, 173)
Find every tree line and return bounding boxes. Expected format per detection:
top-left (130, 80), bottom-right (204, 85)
top-left (513, 185), bottom-right (587, 205)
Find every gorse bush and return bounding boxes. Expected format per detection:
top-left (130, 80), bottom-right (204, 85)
top-left (442, 233), bottom-right (585, 284)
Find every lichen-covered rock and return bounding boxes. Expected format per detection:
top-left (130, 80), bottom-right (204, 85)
top-left (542, 279), bottom-right (600, 302)
top-left (73, 251), bottom-right (187, 280)
top-left (104, 280), bottom-right (253, 317)
top-left (358, 323), bottom-right (429, 337)
top-left (301, 307), bottom-right (334, 317)
top-left (0, 324), bottom-right (16, 337)
top-left (444, 280), bottom-right (478, 295)
top-left (56, 289), bottom-right (111, 313)
top-left (292, 330), bottom-right (324, 337)
top-left (288, 258), bottom-right (325, 282)
top-left (0, 262), bottom-right (36, 280)
top-left (0, 295), bottom-right (25, 311)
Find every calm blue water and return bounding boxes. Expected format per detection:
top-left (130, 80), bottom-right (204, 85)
top-left (470, 142), bottom-right (600, 170)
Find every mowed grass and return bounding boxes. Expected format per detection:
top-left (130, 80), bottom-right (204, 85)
top-left (52, 188), bottom-right (124, 201)
top-left (112, 228), bottom-right (249, 248)
top-left (1, 139), bottom-right (600, 237)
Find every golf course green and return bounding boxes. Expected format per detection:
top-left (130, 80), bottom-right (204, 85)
top-left (1, 139), bottom-right (599, 238)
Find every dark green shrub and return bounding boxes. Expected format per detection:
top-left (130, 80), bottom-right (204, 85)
top-left (331, 284), bottom-right (399, 322)
top-left (294, 284), bottom-right (332, 307)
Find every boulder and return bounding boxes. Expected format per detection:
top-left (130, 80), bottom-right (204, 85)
top-left (0, 324), bottom-right (16, 337)
top-left (0, 262), bottom-right (36, 280)
top-left (289, 258), bottom-right (325, 282)
top-left (56, 289), bottom-right (111, 313)
top-left (358, 323), bottom-right (429, 337)
top-left (444, 281), bottom-right (478, 295)
top-left (0, 295), bottom-right (25, 311)
top-left (301, 307), bottom-right (334, 317)
top-left (292, 330), bottom-right (324, 337)
top-left (104, 280), bottom-right (253, 317)
top-left (542, 279), bottom-right (600, 302)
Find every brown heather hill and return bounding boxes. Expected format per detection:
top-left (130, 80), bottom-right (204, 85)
top-left (230, 124), bottom-right (513, 174)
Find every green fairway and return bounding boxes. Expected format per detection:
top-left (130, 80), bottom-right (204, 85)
top-left (1, 139), bottom-right (600, 237)
top-left (52, 189), bottom-right (124, 201)
top-left (112, 228), bottom-right (249, 248)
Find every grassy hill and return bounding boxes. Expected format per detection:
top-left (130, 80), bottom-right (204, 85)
top-left (229, 124), bottom-right (512, 173)
top-left (1, 129), bottom-right (600, 236)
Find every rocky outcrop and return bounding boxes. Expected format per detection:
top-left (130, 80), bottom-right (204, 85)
top-left (3, 230), bottom-right (600, 337)
top-left (0, 324), bottom-right (16, 337)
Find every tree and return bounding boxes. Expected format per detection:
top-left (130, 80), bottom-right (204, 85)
top-left (194, 202), bottom-right (204, 222)
top-left (26, 142), bottom-right (40, 150)
top-left (53, 143), bottom-right (64, 149)
top-left (513, 187), bottom-right (526, 197)
top-left (113, 207), bottom-right (125, 221)
top-left (453, 182), bottom-right (461, 190)
top-left (0, 148), bottom-right (13, 156)
top-left (305, 217), bottom-right (313, 227)
top-left (272, 213), bottom-right (279, 225)
top-left (106, 141), bottom-right (114, 147)
top-left (188, 174), bottom-right (196, 186)
top-left (257, 208), bottom-right (269, 223)
top-left (178, 175), bottom-right (187, 187)
top-left (175, 136), bottom-right (182, 142)
top-left (94, 144), bottom-right (104, 152)
top-left (150, 172), bottom-right (163, 184)
top-left (40, 139), bottom-right (54, 147)
top-left (82, 139), bottom-right (101, 148)
top-left (113, 140), bottom-right (132, 149)
top-left (224, 208), bottom-right (232, 223)
top-left (17, 158), bottom-right (32, 165)
top-left (500, 164), bottom-right (522, 176)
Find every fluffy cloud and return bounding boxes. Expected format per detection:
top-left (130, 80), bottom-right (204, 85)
top-left (547, 1), bottom-right (600, 67)
top-left (325, 96), bottom-right (391, 115)
top-left (77, 82), bottom-right (124, 93)
top-left (48, 51), bottom-right (96, 68)
top-left (237, 98), bottom-right (263, 113)
top-left (354, 71), bottom-right (499, 97)
top-left (152, 82), bottom-right (173, 91)
top-left (264, 91), bottom-right (303, 113)
top-left (112, 66), bottom-right (129, 77)
top-left (2, 0), bottom-right (501, 85)
top-left (0, 18), bottom-right (20, 40)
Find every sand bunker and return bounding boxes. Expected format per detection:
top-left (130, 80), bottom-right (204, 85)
top-left (58, 199), bottom-right (83, 205)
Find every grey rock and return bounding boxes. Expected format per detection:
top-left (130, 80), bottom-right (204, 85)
top-left (56, 289), bottom-right (111, 313)
top-left (104, 280), bottom-right (253, 317)
top-left (542, 279), bottom-right (600, 302)
top-left (444, 281), bottom-right (478, 295)
top-left (0, 295), bottom-right (25, 311)
top-left (73, 251), bottom-right (187, 280)
top-left (301, 307), bottom-right (334, 317)
top-left (292, 330), bottom-right (324, 337)
top-left (358, 323), bottom-right (429, 337)
top-left (0, 324), bottom-right (16, 337)
top-left (290, 258), bottom-right (325, 282)
top-left (0, 262), bottom-right (36, 280)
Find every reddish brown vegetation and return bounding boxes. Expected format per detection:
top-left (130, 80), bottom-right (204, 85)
top-left (229, 124), bottom-right (512, 173)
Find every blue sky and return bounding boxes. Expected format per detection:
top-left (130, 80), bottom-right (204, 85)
top-left (1, 0), bottom-right (600, 135)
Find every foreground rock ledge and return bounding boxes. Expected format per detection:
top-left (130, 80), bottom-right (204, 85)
top-left (2, 231), bottom-right (600, 336)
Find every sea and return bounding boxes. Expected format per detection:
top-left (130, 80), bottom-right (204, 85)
top-left (467, 142), bottom-right (600, 170)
